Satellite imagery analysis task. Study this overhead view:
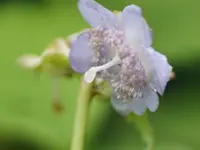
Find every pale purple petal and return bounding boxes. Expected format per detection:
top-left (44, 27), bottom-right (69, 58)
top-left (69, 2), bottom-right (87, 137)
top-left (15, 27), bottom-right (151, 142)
top-left (127, 97), bottom-right (147, 115)
top-left (142, 85), bottom-right (159, 112)
top-left (78, 0), bottom-right (116, 28)
top-left (121, 5), bottom-right (152, 47)
top-left (69, 31), bottom-right (93, 73)
top-left (111, 84), bottom-right (160, 116)
top-left (147, 47), bottom-right (172, 95)
top-left (137, 46), bottom-right (172, 95)
top-left (110, 98), bottom-right (130, 116)
top-left (111, 92), bottom-right (147, 116)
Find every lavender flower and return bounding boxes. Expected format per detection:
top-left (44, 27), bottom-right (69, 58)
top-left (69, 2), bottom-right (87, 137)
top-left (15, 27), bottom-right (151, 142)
top-left (69, 0), bottom-right (172, 116)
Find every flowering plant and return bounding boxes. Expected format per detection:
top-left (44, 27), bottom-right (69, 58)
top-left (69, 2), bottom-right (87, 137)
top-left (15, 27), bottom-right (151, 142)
top-left (18, 0), bottom-right (174, 150)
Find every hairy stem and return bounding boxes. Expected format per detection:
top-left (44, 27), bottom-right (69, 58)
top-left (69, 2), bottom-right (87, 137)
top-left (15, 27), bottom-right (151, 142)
top-left (70, 78), bottom-right (93, 150)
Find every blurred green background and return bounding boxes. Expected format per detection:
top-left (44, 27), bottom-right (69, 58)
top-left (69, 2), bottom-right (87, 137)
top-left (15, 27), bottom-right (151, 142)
top-left (0, 0), bottom-right (200, 149)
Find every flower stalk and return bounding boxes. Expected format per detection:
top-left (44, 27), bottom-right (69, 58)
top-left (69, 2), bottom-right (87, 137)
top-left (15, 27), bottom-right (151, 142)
top-left (129, 112), bottom-right (154, 150)
top-left (70, 78), bottom-right (93, 150)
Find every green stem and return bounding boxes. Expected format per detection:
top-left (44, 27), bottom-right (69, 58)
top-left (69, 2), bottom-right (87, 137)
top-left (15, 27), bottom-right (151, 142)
top-left (70, 78), bottom-right (93, 150)
top-left (130, 113), bottom-right (154, 150)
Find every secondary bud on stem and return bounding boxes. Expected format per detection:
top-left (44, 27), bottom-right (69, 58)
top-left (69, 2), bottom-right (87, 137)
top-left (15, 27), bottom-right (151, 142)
top-left (17, 30), bottom-right (88, 113)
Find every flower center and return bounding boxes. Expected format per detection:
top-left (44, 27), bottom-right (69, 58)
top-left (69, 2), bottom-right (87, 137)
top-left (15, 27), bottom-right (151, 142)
top-left (84, 27), bottom-right (124, 83)
top-left (84, 55), bottom-right (121, 83)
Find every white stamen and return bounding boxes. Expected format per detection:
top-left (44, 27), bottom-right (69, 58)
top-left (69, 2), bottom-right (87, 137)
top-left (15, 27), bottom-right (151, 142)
top-left (84, 55), bottom-right (121, 83)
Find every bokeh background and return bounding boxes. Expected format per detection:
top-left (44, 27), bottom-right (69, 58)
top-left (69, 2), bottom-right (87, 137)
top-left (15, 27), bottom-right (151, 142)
top-left (0, 0), bottom-right (200, 149)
